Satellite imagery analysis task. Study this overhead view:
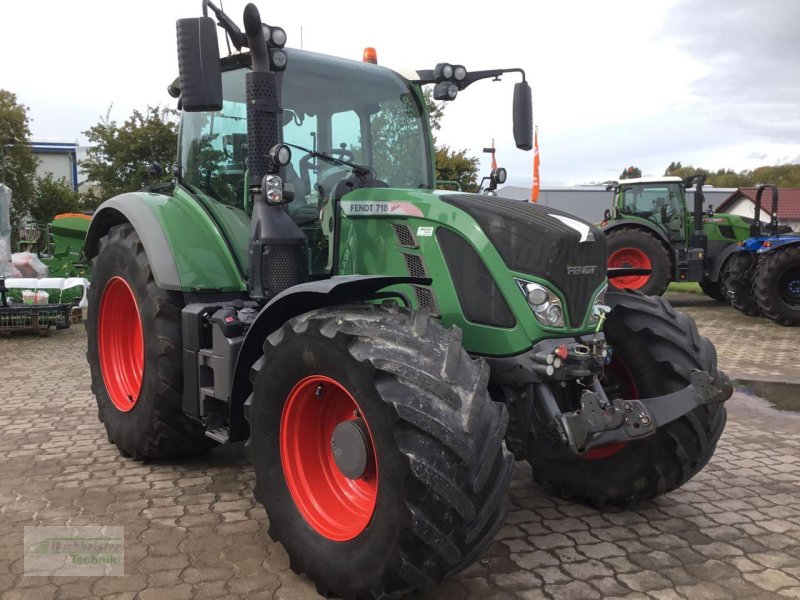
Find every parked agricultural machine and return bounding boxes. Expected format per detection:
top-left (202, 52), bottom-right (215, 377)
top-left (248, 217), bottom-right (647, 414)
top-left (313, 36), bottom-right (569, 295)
top-left (84, 3), bottom-right (733, 597)
top-left (0, 187), bottom-right (89, 334)
top-left (602, 176), bottom-right (755, 298)
top-left (723, 184), bottom-right (800, 325)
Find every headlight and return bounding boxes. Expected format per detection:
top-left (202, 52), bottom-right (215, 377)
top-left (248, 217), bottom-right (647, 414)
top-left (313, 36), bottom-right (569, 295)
top-left (588, 283), bottom-right (609, 325)
top-left (515, 279), bottom-right (565, 328)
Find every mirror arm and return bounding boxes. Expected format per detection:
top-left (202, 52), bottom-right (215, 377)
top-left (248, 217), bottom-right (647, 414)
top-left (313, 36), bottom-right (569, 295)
top-left (203, 0), bottom-right (247, 49)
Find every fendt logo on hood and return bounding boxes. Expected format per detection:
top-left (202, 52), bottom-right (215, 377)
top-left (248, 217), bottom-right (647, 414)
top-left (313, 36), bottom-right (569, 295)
top-left (567, 265), bottom-right (597, 275)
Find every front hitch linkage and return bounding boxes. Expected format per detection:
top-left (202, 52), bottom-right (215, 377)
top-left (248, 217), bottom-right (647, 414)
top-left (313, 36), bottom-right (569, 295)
top-left (552, 370), bottom-right (733, 455)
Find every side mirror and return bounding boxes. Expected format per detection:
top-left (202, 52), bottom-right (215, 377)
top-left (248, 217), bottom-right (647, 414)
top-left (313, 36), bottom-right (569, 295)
top-left (176, 17), bottom-right (223, 112)
top-left (513, 81), bottom-right (533, 150)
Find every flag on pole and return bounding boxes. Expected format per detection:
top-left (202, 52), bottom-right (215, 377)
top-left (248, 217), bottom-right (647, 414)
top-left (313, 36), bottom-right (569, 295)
top-left (491, 138), bottom-right (498, 172)
top-left (531, 127), bottom-right (540, 203)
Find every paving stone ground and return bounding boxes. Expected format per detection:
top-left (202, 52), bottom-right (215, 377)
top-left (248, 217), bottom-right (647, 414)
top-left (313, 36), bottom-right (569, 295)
top-left (1, 292), bottom-right (799, 600)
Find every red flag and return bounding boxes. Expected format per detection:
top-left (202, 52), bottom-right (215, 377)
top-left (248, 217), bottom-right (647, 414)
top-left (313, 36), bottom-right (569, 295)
top-left (491, 138), bottom-right (498, 172)
top-left (531, 128), bottom-right (540, 202)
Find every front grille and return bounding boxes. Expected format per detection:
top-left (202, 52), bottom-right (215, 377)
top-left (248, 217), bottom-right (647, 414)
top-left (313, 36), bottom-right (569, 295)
top-left (437, 227), bottom-right (515, 328)
top-left (392, 223), bottom-right (418, 248)
top-left (439, 193), bottom-right (605, 328)
top-left (413, 286), bottom-right (439, 316)
top-left (403, 253), bottom-right (427, 278)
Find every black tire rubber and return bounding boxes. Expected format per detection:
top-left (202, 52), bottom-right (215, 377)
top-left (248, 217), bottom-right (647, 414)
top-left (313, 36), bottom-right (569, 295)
top-left (245, 303), bottom-right (513, 599)
top-left (699, 278), bottom-right (725, 302)
top-left (530, 290), bottom-right (727, 506)
top-left (86, 223), bottom-right (214, 459)
top-left (722, 252), bottom-right (760, 316)
top-left (754, 245), bottom-right (800, 326)
top-left (606, 228), bottom-right (672, 296)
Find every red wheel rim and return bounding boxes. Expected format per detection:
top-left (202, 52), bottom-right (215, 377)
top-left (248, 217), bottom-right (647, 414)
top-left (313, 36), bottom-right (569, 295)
top-left (608, 248), bottom-right (652, 289)
top-left (585, 357), bottom-right (640, 460)
top-left (98, 276), bottom-right (144, 412)
top-left (280, 375), bottom-right (378, 541)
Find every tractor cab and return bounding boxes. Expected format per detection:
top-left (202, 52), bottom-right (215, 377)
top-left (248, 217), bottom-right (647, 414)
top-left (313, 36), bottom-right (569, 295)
top-left (178, 49), bottom-right (433, 276)
top-left (612, 177), bottom-right (687, 243)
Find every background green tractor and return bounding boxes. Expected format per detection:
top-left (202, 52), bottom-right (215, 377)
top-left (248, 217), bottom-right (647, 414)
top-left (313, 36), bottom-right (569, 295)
top-left (602, 175), bottom-right (755, 298)
top-left (83, 3), bottom-right (732, 597)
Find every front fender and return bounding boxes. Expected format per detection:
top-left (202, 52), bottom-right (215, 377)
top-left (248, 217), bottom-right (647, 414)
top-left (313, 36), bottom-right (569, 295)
top-left (758, 237), bottom-right (800, 253)
top-left (84, 189), bottom-right (245, 292)
top-left (227, 275), bottom-right (430, 440)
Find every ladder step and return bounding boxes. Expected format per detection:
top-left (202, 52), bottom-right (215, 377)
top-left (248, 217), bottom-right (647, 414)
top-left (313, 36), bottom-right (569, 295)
top-left (205, 428), bottom-right (229, 444)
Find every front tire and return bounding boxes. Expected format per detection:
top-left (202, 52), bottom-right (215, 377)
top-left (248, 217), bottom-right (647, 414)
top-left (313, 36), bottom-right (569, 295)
top-left (606, 228), bottom-right (671, 296)
top-left (754, 246), bottom-right (800, 326)
top-left (530, 291), bottom-right (727, 505)
top-left (699, 278), bottom-right (725, 302)
top-left (86, 223), bottom-right (214, 459)
top-left (722, 252), bottom-right (759, 316)
top-left (246, 304), bottom-right (512, 599)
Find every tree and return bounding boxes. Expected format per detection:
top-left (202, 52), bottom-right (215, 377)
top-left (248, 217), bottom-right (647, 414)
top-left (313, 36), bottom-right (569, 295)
top-left (424, 90), bottom-right (480, 193)
top-left (29, 174), bottom-right (80, 225)
top-left (81, 105), bottom-right (178, 207)
top-left (664, 161), bottom-right (800, 188)
top-left (0, 90), bottom-right (38, 237)
top-left (434, 146), bottom-right (479, 192)
top-left (619, 165), bottom-right (642, 180)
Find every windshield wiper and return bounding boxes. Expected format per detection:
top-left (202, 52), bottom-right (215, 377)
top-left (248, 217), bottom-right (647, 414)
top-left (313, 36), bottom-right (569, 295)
top-left (284, 143), bottom-right (372, 177)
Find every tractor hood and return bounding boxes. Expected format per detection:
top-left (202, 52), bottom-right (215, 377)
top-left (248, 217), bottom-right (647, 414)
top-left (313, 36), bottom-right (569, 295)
top-left (439, 193), bottom-right (607, 328)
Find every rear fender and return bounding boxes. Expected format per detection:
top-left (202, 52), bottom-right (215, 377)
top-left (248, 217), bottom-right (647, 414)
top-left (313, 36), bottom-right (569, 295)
top-left (84, 191), bottom-right (245, 292)
top-left (602, 220), bottom-right (671, 247)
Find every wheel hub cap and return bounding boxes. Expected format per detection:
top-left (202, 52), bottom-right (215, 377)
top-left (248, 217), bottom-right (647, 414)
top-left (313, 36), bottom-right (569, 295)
top-left (331, 419), bottom-right (370, 479)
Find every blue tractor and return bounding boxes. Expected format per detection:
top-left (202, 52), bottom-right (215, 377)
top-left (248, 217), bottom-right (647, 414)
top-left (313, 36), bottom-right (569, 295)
top-left (722, 184), bottom-right (800, 324)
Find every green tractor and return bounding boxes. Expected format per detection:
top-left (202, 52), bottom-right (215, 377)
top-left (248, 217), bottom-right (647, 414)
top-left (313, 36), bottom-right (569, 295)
top-left (84, 3), bottom-right (732, 597)
top-left (602, 175), bottom-right (755, 298)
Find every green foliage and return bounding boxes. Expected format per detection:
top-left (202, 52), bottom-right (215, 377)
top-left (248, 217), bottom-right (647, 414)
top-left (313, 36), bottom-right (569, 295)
top-left (665, 161), bottom-right (800, 188)
top-left (81, 105), bottom-right (178, 207)
top-left (620, 165), bottom-right (642, 180)
top-left (422, 90), bottom-right (480, 193)
top-left (0, 90), bottom-right (38, 236)
top-left (435, 146), bottom-right (480, 193)
top-left (30, 174), bottom-right (80, 226)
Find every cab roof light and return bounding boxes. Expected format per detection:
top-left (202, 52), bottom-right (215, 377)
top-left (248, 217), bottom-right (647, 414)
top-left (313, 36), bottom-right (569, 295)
top-left (363, 47), bottom-right (378, 64)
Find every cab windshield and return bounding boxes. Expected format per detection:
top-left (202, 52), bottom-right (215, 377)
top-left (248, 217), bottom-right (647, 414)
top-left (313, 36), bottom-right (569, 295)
top-left (179, 49), bottom-right (432, 212)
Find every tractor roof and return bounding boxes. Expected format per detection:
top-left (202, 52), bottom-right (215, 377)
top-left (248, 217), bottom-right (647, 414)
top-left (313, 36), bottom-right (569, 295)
top-left (617, 176), bottom-right (683, 186)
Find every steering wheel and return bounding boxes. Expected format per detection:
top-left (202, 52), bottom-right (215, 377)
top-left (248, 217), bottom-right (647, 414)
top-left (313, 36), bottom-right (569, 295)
top-left (298, 146), bottom-right (357, 192)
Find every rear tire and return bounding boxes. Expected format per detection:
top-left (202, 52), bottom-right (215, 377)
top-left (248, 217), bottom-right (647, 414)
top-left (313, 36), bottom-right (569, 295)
top-left (754, 246), bottom-right (800, 325)
top-left (722, 252), bottom-right (759, 316)
top-left (245, 303), bottom-right (512, 599)
top-left (607, 228), bottom-right (671, 296)
top-left (86, 223), bottom-right (214, 459)
top-left (530, 291), bottom-right (727, 505)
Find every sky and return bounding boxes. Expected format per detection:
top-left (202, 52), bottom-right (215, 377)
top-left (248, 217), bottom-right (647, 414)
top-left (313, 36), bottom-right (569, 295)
top-left (2, 0), bottom-right (798, 188)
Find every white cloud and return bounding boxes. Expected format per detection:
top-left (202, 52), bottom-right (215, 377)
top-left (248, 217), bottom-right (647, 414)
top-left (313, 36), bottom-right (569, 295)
top-left (2, 0), bottom-right (798, 187)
